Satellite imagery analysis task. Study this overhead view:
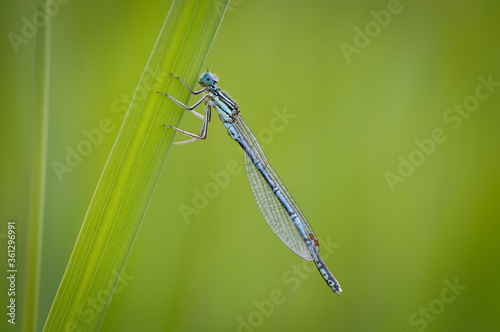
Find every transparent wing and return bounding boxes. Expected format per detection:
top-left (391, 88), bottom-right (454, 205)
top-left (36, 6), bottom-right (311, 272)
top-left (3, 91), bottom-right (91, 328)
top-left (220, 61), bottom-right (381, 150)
top-left (234, 115), bottom-right (319, 261)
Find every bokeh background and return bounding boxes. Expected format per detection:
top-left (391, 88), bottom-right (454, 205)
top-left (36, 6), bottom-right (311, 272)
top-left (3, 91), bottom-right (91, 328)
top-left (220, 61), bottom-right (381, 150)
top-left (2, 0), bottom-right (500, 331)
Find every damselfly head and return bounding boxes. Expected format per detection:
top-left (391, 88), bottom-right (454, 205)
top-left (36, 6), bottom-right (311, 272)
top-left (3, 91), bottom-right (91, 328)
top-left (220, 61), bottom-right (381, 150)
top-left (199, 72), bottom-right (218, 87)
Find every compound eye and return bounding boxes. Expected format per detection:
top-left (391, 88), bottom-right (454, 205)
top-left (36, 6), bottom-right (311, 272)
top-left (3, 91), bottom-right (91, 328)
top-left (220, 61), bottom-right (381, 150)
top-left (200, 73), bottom-right (214, 86)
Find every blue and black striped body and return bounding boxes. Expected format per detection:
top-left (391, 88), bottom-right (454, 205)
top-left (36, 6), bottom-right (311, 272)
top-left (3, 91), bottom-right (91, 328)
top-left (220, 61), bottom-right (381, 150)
top-left (203, 76), bottom-right (342, 295)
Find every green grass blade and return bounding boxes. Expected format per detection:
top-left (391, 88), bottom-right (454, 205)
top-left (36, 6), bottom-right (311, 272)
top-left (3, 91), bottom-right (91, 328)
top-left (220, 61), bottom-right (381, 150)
top-left (23, 0), bottom-right (51, 330)
top-left (42, 0), bottom-right (229, 331)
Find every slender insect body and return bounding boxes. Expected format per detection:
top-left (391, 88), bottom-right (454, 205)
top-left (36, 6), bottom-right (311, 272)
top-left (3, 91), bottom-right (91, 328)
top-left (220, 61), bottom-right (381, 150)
top-left (158, 72), bottom-right (342, 295)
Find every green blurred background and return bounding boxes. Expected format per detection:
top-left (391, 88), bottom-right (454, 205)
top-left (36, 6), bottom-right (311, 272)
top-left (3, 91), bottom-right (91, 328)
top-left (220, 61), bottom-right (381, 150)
top-left (2, 0), bottom-right (500, 331)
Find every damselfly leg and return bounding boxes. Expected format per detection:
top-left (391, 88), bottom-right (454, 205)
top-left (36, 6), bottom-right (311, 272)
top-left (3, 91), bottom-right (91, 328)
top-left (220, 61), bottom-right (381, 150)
top-left (157, 74), bottom-right (212, 145)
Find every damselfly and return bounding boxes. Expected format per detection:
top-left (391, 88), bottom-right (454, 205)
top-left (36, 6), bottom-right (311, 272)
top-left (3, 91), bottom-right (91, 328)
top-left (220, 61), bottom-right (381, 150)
top-left (158, 72), bottom-right (342, 295)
